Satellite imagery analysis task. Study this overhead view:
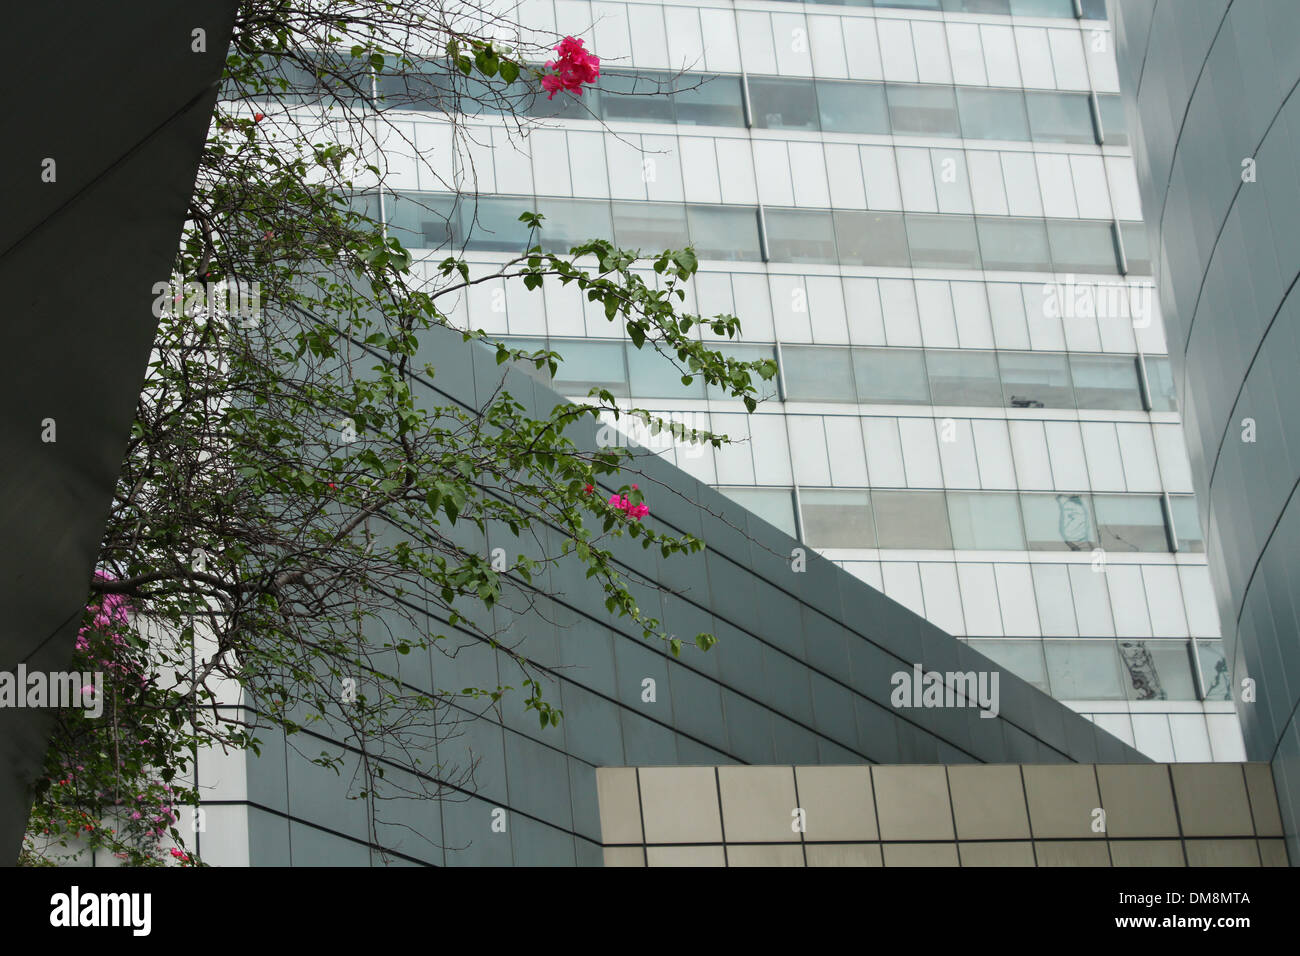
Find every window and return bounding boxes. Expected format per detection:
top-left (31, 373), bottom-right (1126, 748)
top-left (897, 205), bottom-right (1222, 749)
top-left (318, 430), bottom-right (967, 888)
top-left (626, 344), bottom-right (706, 399)
top-left (749, 76), bottom-right (820, 131)
top-left (498, 337), bottom-right (549, 383)
top-left (1120, 640), bottom-right (1197, 701)
top-left (1045, 641), bottom-right (1124, 699)
top-left (872, 490), bottom-right (953, 549)
top-left (1120, 222), bottom-right (1152, 274)
top-left (1046, 220), bottom-right (1118, 274)
top-left (612, 201), bottom-right (688, 251)
top-left (833, 211), bottom-right (911, 267)
top-left (815, 80), bottom-right (890, 134)
top-left (905, 214), bottom-right (982, 269)
top-left (1093, 494), bottom-right (1169, 552)
top-left (460, 196), bottom-right (536, 252)
top-left (800, 489), bottom-right (875, 548)
top-left (719, 487), bottom-right (798, 537)
top-left (687, 205), bottom-right (762, 261)
top-left (885, 84), bottom-right (961, 137)
top-left (1025, 91), bottom-right (1096, 144)
top-left (384, 191), bottom-right (457, 248)
top-left (534, 199), bottom-right (613, 253)
top-left (599, 71), bottom-right (674, 123)
top-left (671, 74), bottom-right (745, 127)
top-left (976, 217), bottom-right (1053, 272)
top-left (999, 352), bottom-right (1073, 409)
top-left (764, 208), bottom-right (838, 264)
top-left (1197, 640), bottom-right (1232, 701)
top-left (942, 0), bottom-right (1011, 12)
top-left (947, 492), bottom-right (1026, 550)
top-left (968, 639), bottom-right (1048, 693)
top-left (1021, 492), bottom-right (1098, 551)
top-left (549, 340), bottom-right (629, 396)
top-left (1096, 93), bottom-right (1128, 145)
top-left (957, 88), bottom-right (1030, 141)
top-left (782, 346), bottom-right (856, 402)
top-left (707, 344), bottom-right (780, 402)
top-left (852, 348), bottom-right (931, 404)
top-left (1143, 356), bottom-right (1179, 411)
top-left (925, 350), bottom-right (1003, 405)
top-left (1167, 495), bottom-right (1205, 552)
top-left (1009, 0), bottom-right (1074, 14)
top-left (1069, 354), bottom-right (1142, 409)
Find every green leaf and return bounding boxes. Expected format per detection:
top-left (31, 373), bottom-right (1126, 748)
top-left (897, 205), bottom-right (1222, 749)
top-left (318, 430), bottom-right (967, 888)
top-left (499, 60), bottom-right (519, 83)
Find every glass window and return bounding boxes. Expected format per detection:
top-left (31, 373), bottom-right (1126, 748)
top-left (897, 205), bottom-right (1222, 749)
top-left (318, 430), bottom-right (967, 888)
top-left (1047, 220), bottom-right (1118, 274)
top-left (905, 214), bottom-right (982, 270)
top-left (872, 490), bottom-right (953, 549)
top-left (957, 88), bottom-right (1030, 141)
top-left (626, 344), bottom-right (707, 399)
top-left (1009, 0), bottom-right (1074, 14)
top-left (497, 337), bottom-right (550, 383)
top-left (781, 346), bottom-right (856, 402)
top-left (967, 639), bottom-right (1048, 694)
top-left (533, 199), bottom-right (613, 253)
top-left (1093, 494), bottom-right (1170, 552)
top-left (1026, 91), bottom-right (1096, 144)
top-left (1120, 640), bottom-right (1197, 701)
top-left (815, 80), bottom-right (890, 134)
top-left (384, 191), bottom-right (458, 248)
top-left (671, 74), bottom-right (745, 127)
top-left (598, 70), bottom-right (674, 123)
top-left (549, 339), bottom-right (628, 396)
top-left (1080, 0), bottom-right (1108, 17)
top-left (719, 487), bottom-right (798, 538)
top-left (1120, 222), bottom-right (1152, 275)
top-left (687, 205), bottom-right (763, 261)
top-left (947, 492), bottom-right (1026, 550)
top-left (800, 489), bottom-right (875, 548)
top-left (706, 344), bottom-right (780, 402)
top-left (852, 348), bottom-right (931, 404)
top-left (1044, 640), bottom-right (1124, 699)
top-left (925, 350), bottom-right (1003, 405)
top-left (1197, 640), bottom-right (1232, 701)
top-left (885, 84), bottom-right (961, 137)
top-left (942, 0), bottom-right (1011, 12)
top-left (749, 76), bottom-right (820, 131)
top-left (458, 197), bottom-right (539, 252)
top-left (999, 351), bottom-right (1074, 409)
top-left (764, 208), bottom-right (838, 264)
top-left (1167, 495), bottom-right (1205, 552)
top-left (833, 211), bottom-right (911, 267)
top-left (1021, 492), bottom-right (1099, 551)
top-left (976, 217), bottom-right (1053, 272)
top-left (612, 202), bottom-right (689, 251)
top-left (1069, 354), bottom-right (1142, 409)
top-left (1143, 356), bottom-right (1179, 411)
top-left (1096, 93), bottom-right (1128, 146)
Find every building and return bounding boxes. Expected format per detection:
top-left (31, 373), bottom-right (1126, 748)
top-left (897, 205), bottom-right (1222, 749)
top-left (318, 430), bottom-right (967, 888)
top-left (1111, 0), bottom-right (1300, 863)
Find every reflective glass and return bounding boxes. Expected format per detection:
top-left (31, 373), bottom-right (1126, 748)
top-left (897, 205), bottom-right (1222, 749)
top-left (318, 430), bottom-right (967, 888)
top-left (460, 197), bottom-right (537, 252)
top-left (957, 88), bottom-right (1030, 141)
top-left (706, 344), bottom-right (780, 402)
top-left (765, 208), bottom-right (838, 264)
top-left (1120, 640), bottom-right (1197, 701)
top-left (1143, 356), bottom-right (1179, 411)
top-left (1069, 354), bottom-right (1142, 409)
top-left (1197, 640), bottom-right (1232, 701)
top-left (816, 80), bottom-right (890, 134)
top-left (1168, 495), bottom-right (1205, 552)
top-left (1047, 220), bottom-right (1119, 274)
top-left (1093, 494), bottom-right (1169, 552)
top-left (885, 84), bottom-right (961, 137)
top-left (1026, 91), bottom-right (1096, 144)
top-left (905, 214), bottom-right (982, 269)
top-left (925, 350), bottom-right (1003, 405)
top-left (833, 211), bottom-right (911, 267)
top-left (1021, 492), bottom-right (1099, 551)
top-left (626, 344), bottom-right (707, 398)
top-left (872, 490), bottom-right (953, 549)
top-left (749, 76), bottom-right (820, 131)
top-left (947, 491), bottom-right (1027, 550)
top-left (533, 199), bottom-right (613, 253)
top-left (781, 346), bottom-right (856, 402)
top-left (687, 205), bottom-right (763, 261)
top-left (549, 340), bottom-right (629, 396)
top-left (800, 489), bottom-right (875, 548)
top-left (999, 352), bottom-right (1074, 409)
top-left (1096, 93), bottom-right (1128, 145)
top-left (672, 74), bottom-right (745, 126)
top-left (1045, 641), bottom-right (1124, 698)
top-left (977, 217), bottom-right (1053, 272)
top-left (599, 71), bottom-right (674, 123)
top-left (967, 639), bottom-right (1048, 693)
top-left (719, 487), bottom-right (798, 538)
top-left (852, 348), bottom-right (931, 404)
top-left (612, 202), bottom-right (689, 251)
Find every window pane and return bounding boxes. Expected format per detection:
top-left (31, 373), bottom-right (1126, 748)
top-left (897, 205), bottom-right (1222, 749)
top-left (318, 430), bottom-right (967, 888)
top-left (1045, 641), bottom-right (1123, 698)
top-left (782, 346), bottom-right (856, 402)
top-left (1096, 93), bottom-right (1128, 145)
top-left (925, 349), bottom-right (1002, 405)
top-left (872, 490), bottom-right (953, 549)
top-left (707, 344), bottom-right (780, 402)
top-left (968, 639), bottom-right (1048, 694)
top-left (1000, 351), bottom-right (1074, 409)
top-left (833, 211), bottom-right (911, 267)
top-left (976, 217), bottom-right (1053, 272)
top-left (1026, 91), bottom-right (1095, 144)
top-left (942, 0), bottom-right (1011, 12)
top-left (947, 492), bottom-right (1026, 550)
top-left (852, 348), bottom-right (931, 404)
top-left (1093, 494), bottom-right (1169, 552)
top-left (765, 208), bottom-right (838, 264)
top-left (801, 489), bottom-right (875, 548)
top-left (612, 202), bottom-right (689, 250)
top-left (1120, 222), bottom-right (1152, 275)
top-left (599, 70), bottom-right (674, 123)
top-left (497, 337), bottom-right (550, 383)
top-left (626, 344), bottom-right (707, 398)
top-left (1009, 0), bottom-right (1074, 14)
top-left (1120, 640), bottom-right (1197, 701)
top-left (1047, 220), bottom-right (1118, 274)
top-left (385, 191), bottom-right (458, 248)
top-left (1069, 354), bottom-right (1142, 409)
top-left (1144, 356), bottom-right (1179, 411)
top-left (957, 88), bottom-right (1030, 140)
top-left (749, 76), bottom-right (820, 131)
top-left (905, 214), bottom-right (982, 269)
top-left (459, 196), bottom-right (537, 252)
top-left (549, 340), bottom-right (628, 396)
top-left (816, 80), bottom-right (889, 134)
top-left (885, 84), bottom-right (960, 137)
top-left (719, 487), bottom-right (798, 537)
top-left (687, 205), bottom-right (763, 261)
top-left (1168, 495), bottom-right (1205, 552)
top-left (1021, 492), bottom-right (1098, 551)
top-left (1197, 640), bottom-right (1232, 701)
top-left (533, 199), bottom-right (613, 253)
top-left (671, 74), bottom-right (745, 127)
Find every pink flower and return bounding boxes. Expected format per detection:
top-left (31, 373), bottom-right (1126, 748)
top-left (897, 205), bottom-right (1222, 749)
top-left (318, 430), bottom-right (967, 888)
top-left (542, 36), bottom-right (600, 99)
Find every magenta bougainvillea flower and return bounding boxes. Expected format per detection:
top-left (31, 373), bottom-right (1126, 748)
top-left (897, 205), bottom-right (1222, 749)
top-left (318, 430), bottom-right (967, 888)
top-left (542, 36), bottom-right (600, 99)
top-left (608, 493), bottom-right (649, 521)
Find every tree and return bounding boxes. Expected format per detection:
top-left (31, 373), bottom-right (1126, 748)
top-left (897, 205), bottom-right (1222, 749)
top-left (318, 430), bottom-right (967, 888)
top-left (21, 0), bottom-right (775, 865)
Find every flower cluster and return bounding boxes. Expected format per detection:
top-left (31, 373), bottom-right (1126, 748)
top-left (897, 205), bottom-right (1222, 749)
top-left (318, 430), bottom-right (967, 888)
top-left (541, 36), bottom-right (600, 100)
top-left (610, 484), bottom-right (649, 521)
